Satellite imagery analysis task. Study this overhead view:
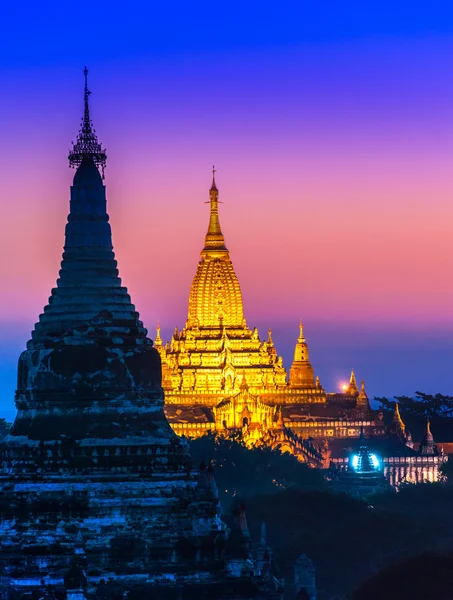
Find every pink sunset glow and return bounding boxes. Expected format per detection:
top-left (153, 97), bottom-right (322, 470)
top-left (1, 38), bottom-right (453, 415)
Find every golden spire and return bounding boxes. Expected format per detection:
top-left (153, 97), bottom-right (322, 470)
top-left (391, 402), bottom-right (406, 436)
top-left (267, 328), bottom-right (273, 345)
top-left (293, 322), bottom-right (309, 363)
top-left (298, 321), bottom-right (305, 342)
top-left (289, 323), bottom-right (315, 388)
top-left (348, 369), bottom-right (359, 394)
top-left (202, 166), bottom-right (228, 256)
top-left (358, 379), bottom-right (368, 400)
top-left (187, 169), bottom-right (245, 328)
top-left (155, 323), bottom-right (162, 347)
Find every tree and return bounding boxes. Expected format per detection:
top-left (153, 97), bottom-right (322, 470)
top-left (375, 393), bottom-right (453, 441)
top-left (188, 432), bottom-right (325, 504)
top-left (350, 552), bottom-right (453, 600)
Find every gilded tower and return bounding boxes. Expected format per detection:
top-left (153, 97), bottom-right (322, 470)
top-left (154, 155), bottom-right (444, 484)
top-left (158, 171), bottom-right (288, 398)
top-left (160, 171), bottom-right (331, 452)
top-left (289, 322), bottom-right (315, 388)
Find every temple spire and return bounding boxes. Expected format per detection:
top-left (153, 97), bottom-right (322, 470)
top-left (298, 321), bottom-right (305, 342)
top-left (202, 166), bottom-right (228, 255)
top-left (348, 369), bottom-right (359, 395)
top-left (420, 419), bottom-right (436, 455)
top-left (155, 324), bottom-right (162, 347)
top-left (211, 164), bottom-right (218, 191)
top-left (69, 66), bottom-right (107, 178)
top-left (390, 402), bottom-right (406, 437)
top-left (289, 322), bottom-right (315, 388)
top-left (358, 380), bottom-right (368, 401)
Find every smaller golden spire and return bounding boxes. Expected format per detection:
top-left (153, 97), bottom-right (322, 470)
top-left (358, 379), bottom-right (368, 400)
top-left (267, 328), bottom-right (273, 345)
top-left (289, 322), bottom-right (315, 388)
top-left (155, 323), bottom-right (162, 346)
top-left (348, 369), bottom-right (359, 394)
top-left (390, 402), bottom-right (406, 436)
top-left (298, 320), bottom-right (305, 342)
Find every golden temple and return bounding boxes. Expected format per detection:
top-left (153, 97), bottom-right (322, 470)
top-left (159, 170), bottom-right (445, 482)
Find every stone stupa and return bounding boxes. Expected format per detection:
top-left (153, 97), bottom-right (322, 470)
top-left (0, 68), bottom-right (261, 600)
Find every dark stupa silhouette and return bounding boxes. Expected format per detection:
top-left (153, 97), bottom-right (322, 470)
top-left (0, 68), bottom-right (285, 599)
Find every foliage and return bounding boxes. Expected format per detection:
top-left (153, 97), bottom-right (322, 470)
top-left (376, 392), bottom-right (453, 419)
top-left (243, 483), bottom-right (453, 600)
top-left (350, 552), bottom-right (453, 600)
top-left (375, 392), bottom-right (453, 441)
top-left (188, 432), bottom-right (326, 505)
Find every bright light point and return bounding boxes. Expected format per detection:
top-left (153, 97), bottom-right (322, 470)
top-left (370, 454), bottom-right (379, 468)
top-left (341, 384), bottom-right (348, 391)
top-left (352, 455), bottom-right (359, 469)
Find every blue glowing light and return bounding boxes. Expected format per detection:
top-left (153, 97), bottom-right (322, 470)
top-left (352, 455), bottom-right (359, 469)
top-left (370, 454), bottom-right (379, 468)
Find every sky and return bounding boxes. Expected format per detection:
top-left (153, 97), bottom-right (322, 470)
top-left (1, 1), bottom-right (453, 420)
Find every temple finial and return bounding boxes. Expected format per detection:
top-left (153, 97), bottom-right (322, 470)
top-left (69, 66), bottom-right (107, 178)
top-left (298, 321), bottom-right (305, 341)
top-left (202, 166), bottom-right (227, 255)
top-left (211, 165), bottom-right (218, 191)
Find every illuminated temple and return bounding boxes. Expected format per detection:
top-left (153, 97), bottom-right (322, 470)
top-left (160, 172), bottom-right (447, 484)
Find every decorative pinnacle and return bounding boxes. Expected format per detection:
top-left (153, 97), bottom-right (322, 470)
top-left (69, 66), bottom-right (107, 178)
top-left (211, 165), bottom-right (218, 191)
top-left (202, 166), bottom-right (227, 254)
top-left (298, 321), bottom-right (305, 341)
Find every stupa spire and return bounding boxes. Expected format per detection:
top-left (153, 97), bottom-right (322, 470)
top-left (358, 380), bottom-right (368, 401)
top-left (348, 369), bottom-right (359, 394)
top-left (155, 323), bottom-right (162, 347)
top-left (420, 418), bottom-right (436, 455)
top-left (298, 321), bottom-right (305, 342)
top-left (69, 66), bottom-right (107, 178)
top-left (202, 166), bottom-right (228, 255)
top-left (390, 402), bottom-right (406, 437)
top-left (289, 322), bottom-right (315, 388)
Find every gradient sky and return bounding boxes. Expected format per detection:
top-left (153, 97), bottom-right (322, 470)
top-left (1, 1), bottom-right (453, 420)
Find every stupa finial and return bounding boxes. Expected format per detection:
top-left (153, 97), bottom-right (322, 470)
top-left (69, 66), bottom-right (107, 178)
top-left (202, 166), bottom-right (228, 255)
top-left (211, 165), bottom-right (218, 191)
top-left (298, 321), bottom-right (305, 341)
